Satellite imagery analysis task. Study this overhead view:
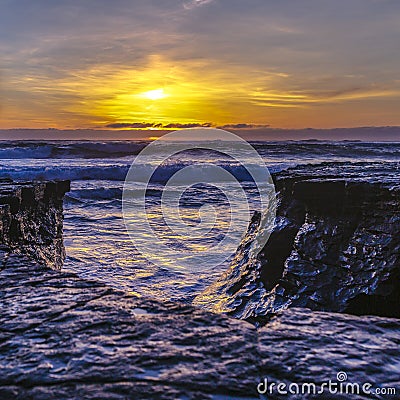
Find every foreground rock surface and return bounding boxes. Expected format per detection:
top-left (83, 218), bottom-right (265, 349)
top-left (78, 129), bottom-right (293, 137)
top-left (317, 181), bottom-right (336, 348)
top-left (1, 249), bottom-right (399, 399)
top-left (0, 248), bottom-right (259, 400)
top-left (1, 173), bottom-right (399, 399)
top-left (0, 179), bottom-right (70, 269)
top-left (195, 162), bottom-right (400, 322)
top-left (259, 308), bottom-right (400, 399)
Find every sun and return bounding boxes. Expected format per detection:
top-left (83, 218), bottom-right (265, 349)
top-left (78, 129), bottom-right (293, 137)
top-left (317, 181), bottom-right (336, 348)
top-left (142, 88), bottom-right (168, 100)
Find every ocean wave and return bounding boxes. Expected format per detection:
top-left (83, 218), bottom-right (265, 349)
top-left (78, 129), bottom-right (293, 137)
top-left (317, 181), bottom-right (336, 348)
top-left (254, 142), bottom-right (400, 159)
top-left (0, 141), bottom-right (147, 159)
top-left (67, 187), bottom-right (123, 201)
top-left (0, 165), bottom-right (130, 181)
top-left (0, 140), bottom-right (399, 160)
top-left (0, 162), bottom-right (291, 183)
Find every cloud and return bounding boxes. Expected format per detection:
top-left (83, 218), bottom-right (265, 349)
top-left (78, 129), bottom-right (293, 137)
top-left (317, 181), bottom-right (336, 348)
top-left (105, 122), bottom-right (213, 129)
top-left (183, 0), bottom-right (215, 10)
top-left (163, 122), bottom-right (213, 128)
top-left (105, 122), bottom-right (272, 130)
top-left (217, 123), bottom-right (271, 129)
top-left (106, 122), bottom-right (156, 129)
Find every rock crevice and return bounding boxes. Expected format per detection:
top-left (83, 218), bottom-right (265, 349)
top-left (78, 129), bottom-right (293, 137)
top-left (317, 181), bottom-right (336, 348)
top-left (195, 162), bottom-right (400, 322)
top-left (1, 169), bottom-right (400, 398)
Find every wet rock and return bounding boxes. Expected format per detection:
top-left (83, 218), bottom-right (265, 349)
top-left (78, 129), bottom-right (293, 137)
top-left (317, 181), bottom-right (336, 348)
top-left (258, 308), bottom-right (400, 399)
top-left (195, 162), bottom-right (400, 322)
top-left (0, 249), bottom-right (260, 399)
top-left (0, 176), bottom-right (399, 398)
top-left (1, 252), bottom-right (399, 399)
top-left (0, 180), bottom-right (70, 269)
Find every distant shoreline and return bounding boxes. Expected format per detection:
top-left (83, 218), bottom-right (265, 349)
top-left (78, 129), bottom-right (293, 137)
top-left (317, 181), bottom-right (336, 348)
top-left (0, 126), bottom-right (400, 141)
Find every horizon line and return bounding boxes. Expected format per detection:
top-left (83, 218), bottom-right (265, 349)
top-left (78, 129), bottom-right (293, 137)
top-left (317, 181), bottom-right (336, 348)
top-left (1, 125), bottom-right (400, 132)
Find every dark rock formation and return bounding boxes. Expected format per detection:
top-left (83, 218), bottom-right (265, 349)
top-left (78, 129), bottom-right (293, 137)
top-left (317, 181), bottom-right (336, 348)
top-left (1, 249), bottom-right (399, 399)
top-left (0, 249), bottom-right (260, 399)
top-left (195, 162), bottom-right (400, 322)
top-left (0, 179), bottom-right (70, 269)
top-left (1, 173), bottom-right (399, 398)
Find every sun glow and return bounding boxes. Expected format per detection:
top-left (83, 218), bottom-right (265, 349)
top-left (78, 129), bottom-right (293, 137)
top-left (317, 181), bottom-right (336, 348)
top-left (142, 88), bottom-right (167, 100)
top-left (7, 54), bottom-right (373, 130)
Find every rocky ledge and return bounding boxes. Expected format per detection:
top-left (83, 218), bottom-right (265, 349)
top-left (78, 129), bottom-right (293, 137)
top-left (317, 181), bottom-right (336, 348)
top-left (0, 179), bottom-right (70, 269)
top-left (1, 171), bottom-right (399, 399)
top-left (195, 162), bottom-right (400, 322)
top-left (1, 249), bottom-right (399, 399)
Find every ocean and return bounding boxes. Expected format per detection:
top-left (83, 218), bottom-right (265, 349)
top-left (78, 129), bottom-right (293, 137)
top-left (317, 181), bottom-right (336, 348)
top-left (1, 140), bottom-right (399, 303)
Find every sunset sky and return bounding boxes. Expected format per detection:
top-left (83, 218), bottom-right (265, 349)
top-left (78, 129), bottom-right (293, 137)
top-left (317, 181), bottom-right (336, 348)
top-left (1, 0), bottom-right (400, 131)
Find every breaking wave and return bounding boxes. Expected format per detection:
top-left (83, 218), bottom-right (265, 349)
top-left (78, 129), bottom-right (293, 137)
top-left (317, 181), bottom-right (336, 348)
top-left (0, 140), bottom-right (399, 160)
top-left (0, 162), bottom-right (292, 183)
top-left (0, 141), bottom-right (147, 159)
